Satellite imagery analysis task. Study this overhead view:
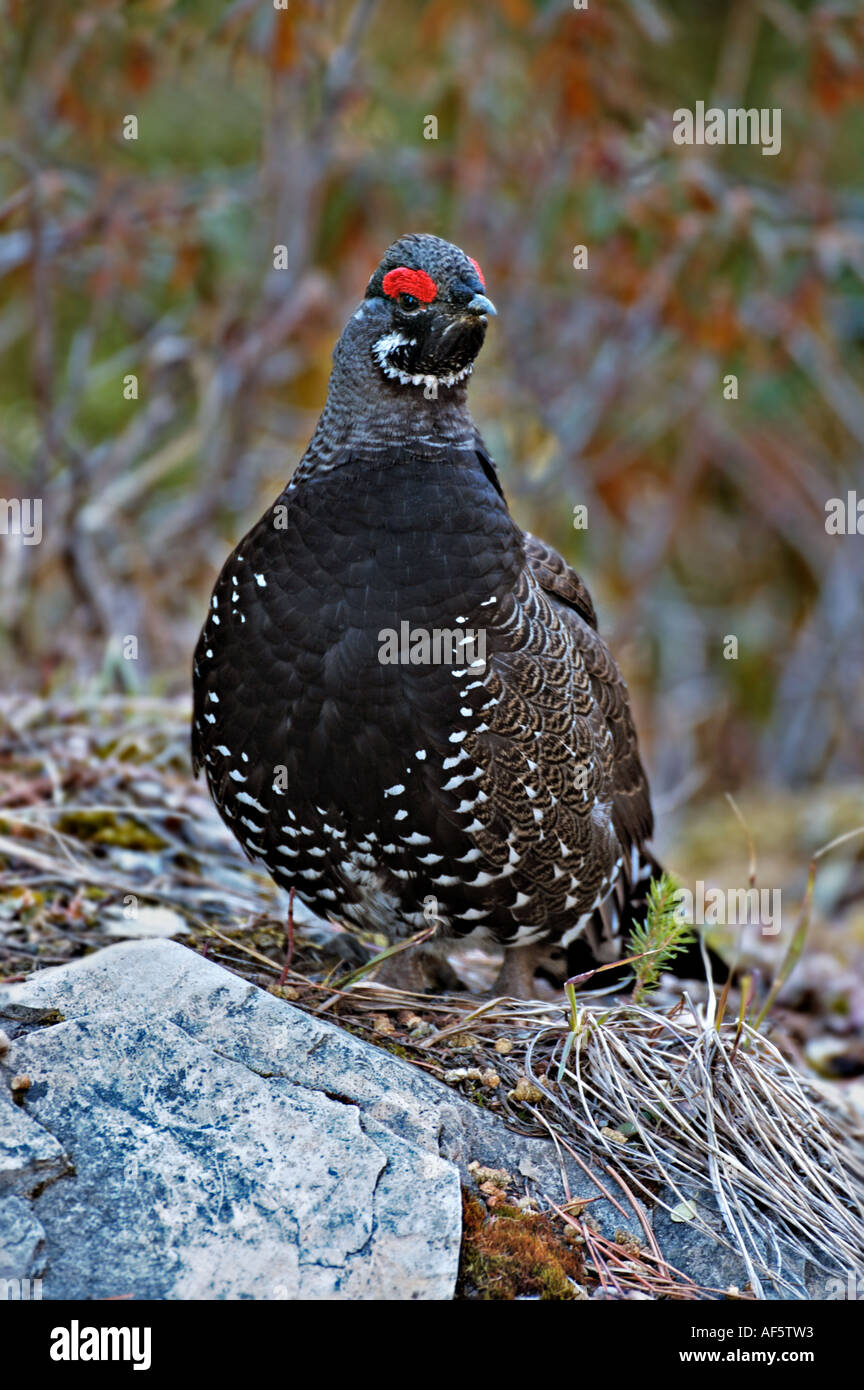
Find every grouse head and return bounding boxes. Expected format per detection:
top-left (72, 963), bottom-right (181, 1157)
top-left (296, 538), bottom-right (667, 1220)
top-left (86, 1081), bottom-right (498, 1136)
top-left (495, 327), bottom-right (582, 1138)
top-left (361, 232), bottom-right (496, 392)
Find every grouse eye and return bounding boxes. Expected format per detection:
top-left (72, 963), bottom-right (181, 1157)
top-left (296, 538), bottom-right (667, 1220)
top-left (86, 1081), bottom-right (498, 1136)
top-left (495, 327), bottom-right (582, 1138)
top-left (398, 292), bottom-right (420, 310)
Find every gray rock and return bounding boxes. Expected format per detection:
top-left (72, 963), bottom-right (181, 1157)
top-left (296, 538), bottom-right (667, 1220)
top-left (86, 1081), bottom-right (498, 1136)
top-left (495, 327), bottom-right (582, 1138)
top-left (4, 1032), bottom-right (459, 1298)
top-left (0, 1195), bottom-right (46, 1279)
top-left (0, 1089), bottom-right (69, 1199)
top-left (4, 1011), bottom-right (457, 1299)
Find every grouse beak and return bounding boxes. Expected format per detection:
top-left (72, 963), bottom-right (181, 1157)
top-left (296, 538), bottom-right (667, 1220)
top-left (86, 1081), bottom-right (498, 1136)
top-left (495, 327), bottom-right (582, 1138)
top-left (464, 292), bottom-right (497, 318)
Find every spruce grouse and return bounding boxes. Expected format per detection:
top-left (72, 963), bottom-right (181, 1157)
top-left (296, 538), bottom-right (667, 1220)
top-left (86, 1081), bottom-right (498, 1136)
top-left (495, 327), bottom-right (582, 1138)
top-left (192, 233), bottom-right (660, 997)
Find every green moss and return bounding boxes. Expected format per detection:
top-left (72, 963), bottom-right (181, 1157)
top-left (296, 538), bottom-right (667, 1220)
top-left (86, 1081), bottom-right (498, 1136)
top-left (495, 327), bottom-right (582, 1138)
top-left (457, 1193), bottom-right (586, 1301)
top-left (55, 811), bottom-right (167, 851)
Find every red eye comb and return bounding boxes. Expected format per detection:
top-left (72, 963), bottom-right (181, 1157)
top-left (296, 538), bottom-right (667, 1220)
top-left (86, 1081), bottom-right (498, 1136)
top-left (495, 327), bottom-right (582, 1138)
top-left (382, 267), bottom-right (438, 302)
top-left (469, 257), bottom-right (485, 287)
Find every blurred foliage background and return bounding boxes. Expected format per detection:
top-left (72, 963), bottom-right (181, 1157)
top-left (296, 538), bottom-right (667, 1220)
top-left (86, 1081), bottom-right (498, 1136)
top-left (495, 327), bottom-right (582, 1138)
top-left (1, 0), bottom-right (863, 974)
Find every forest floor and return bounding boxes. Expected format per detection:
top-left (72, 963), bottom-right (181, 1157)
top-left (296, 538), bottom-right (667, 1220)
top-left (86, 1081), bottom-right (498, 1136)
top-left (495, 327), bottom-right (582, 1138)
top-left (1, 690), bottom-right (863, 1299)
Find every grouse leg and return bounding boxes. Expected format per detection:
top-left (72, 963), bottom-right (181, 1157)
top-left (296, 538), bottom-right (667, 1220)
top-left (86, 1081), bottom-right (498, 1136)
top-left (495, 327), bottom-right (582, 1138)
top-left (278, 887), bottom-right (296, 987)
top-left (373, 945), bottom-right (431, 994)
top-left (491, 942), bottom-right (544, 999)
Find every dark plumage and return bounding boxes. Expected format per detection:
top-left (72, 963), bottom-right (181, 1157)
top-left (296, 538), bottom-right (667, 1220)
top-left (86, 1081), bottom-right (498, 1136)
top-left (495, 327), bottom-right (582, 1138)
top-left (192, 233), bottom-right (658, 996)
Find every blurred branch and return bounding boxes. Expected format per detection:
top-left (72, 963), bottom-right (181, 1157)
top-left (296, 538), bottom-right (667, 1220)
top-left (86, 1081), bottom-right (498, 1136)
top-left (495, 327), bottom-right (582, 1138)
top-left (712, 0), bottom-right (761, 106)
